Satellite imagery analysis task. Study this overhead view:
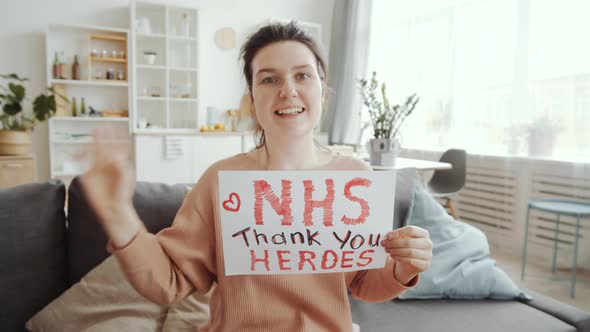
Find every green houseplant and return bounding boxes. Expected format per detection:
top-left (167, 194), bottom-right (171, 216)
top-left (0, 73), bottom-right (67, 155)
top-left (359, 71), bottom-right (419, 166)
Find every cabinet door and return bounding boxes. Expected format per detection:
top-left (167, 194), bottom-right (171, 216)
top-left (192, 136), bottom-right (243, 179)
top-left (0, 158), bottom-right (35, 188)
top-left (134, 135), bottom-right (243, 185)
top-left (134, 135), bottom-right (196, 185)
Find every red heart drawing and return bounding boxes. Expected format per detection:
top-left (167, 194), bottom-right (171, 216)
top-left (222, 192), bottom-right (241, 212)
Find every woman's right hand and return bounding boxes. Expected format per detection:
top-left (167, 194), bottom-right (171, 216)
top-left (79, 126), bottom-right (143, 248)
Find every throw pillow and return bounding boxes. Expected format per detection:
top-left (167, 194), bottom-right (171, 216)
top-left (397, 185), bottom-right (530, 300)
top-left (25, 256), bottom-right (168, 331)
top-left (26, 254), bottom-right (213, 332)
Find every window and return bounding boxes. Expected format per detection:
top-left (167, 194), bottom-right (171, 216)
top-left (368, 0), bottom-right (590, 161)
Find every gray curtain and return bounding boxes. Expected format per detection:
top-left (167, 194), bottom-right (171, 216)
top-left (322, 0), bottom-right (373, 145)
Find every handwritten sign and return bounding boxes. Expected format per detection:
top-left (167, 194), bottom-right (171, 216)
top-left (218, 171), bottom-right (396, 275)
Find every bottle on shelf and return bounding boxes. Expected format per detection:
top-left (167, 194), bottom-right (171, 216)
top-left (59, 51), bottom-right (67, 80)
top-left (71, 97), bottom-right (78, 117)
top-left (71, 55), bottom-right (80, 80)
top-left (80, 97), bottom-right (86, 115)
top-left (52, 52), bottom-right (60, 79)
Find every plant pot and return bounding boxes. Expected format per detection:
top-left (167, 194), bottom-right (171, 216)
top-left (0, 130), bottom-right (31, 155)
top-left (368, 138), bottom-right (400, 167)
top-left (528, 130), bottom-right (556, 157)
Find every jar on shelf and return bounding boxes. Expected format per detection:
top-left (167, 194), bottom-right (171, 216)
top-left (117, 71), bottom-right (125, 81)
top-left (106, 68), bottom-right (114, 80)
top-left (95, 69), bottom-right (104, 80)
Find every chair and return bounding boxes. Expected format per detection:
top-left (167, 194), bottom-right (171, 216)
top-left (427, 149), bottom-right (467, 219)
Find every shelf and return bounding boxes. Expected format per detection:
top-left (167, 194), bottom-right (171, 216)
top-left (169, 67), bottom-right (197, 72)
top-left (136, 33), bottom-right (167, 39)
top-left (49, 23), bottom-right (128, 34)
top-left (51, 139), bottom-right (93, 144)
top-left (49, 79), bottom-right (128, 87)
top-left (136, 97), bottom-right (196, 102)
top-left (134, 129), bottom-right (254, 137)
top-left (167, 35), bottom-right (197, 41)
top-left (51, 138), bottom-right (129, 144)
top-left (51, 116), bottom-right (129, 122)
top-left (92, 79), bottom-right (128, 83)
top-left (90, 34), bottom-right (127, 42)
top-left (198, 131), bottom-right (255, 137)
top-left (89, 56), bottom-right (127, 64)
top-left (135, 129), bottom-right (199, 135)
top-left (169, 97), bottom-right (197, 102)
top-left (138, 96), bottom-right (167, 101)
top-left (137, 64), bottom-right (167, 70)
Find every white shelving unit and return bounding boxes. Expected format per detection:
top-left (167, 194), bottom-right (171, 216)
top-left (130, 1), bottom-right (200, 133)
top-left (48, 117), bottom-right (129, 179)
top-left (45, 24), bottom-right (131, 180)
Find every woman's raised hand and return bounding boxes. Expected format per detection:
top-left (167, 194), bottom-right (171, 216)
top-left (78, 126), bottom-right (142, 248)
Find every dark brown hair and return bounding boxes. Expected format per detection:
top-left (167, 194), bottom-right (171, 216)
top-left (240, 21), bottom-right (328, 151)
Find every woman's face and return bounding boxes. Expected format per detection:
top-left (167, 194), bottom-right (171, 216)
top-left (250, 41), bottom-right (323, 142)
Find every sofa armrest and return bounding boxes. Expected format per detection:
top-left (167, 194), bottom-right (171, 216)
top-left (523, 289), bottom-right (590, 332)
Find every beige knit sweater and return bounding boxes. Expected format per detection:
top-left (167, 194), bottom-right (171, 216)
top-left (110, 153), bottom-right (417, 332)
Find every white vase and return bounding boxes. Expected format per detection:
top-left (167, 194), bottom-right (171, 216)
top-left (368, 137), bottom-right (401, 166)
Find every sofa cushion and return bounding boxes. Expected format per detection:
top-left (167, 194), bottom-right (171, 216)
top-left (349, 296), bottom-right (577, 332)
top-left (26, 256), bottom-right (168, 332)
top-left (67, 177), bottom-right (187, 285)
top-left (26, 255), bottom-right (213, 332)
top-left (398, 184), bottom-right (529, 300)
top-left (0, 180), bottom-right (67, 332)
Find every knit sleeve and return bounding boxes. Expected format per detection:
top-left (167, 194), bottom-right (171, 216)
top-left (108, 168), bottom-right (217, 305)
top-left (345, 257), bottom-right (419, 303)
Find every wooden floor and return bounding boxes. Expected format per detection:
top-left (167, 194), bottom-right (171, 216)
top-left (491, 249), bottom-right (590, 312)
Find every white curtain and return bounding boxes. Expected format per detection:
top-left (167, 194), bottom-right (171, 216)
top-left (323, 0), bottom-right (373, 145)
top-left (367, 0), bottom-right (590, 160)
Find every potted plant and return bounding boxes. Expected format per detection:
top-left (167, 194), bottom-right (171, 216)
top-left (0, 73), bottom-right (67, 155)
top-left (527, 115), bottom-right (560, 157)
top-left (359, 71), bottom-right (419, 166)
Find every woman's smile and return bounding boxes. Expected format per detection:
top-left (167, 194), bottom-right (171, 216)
top-left (274, 106), bottom-right (306, 117)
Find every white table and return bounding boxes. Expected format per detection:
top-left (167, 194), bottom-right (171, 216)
top-left (371, 157), bottom-right (452, 171)
top-left (371, 157), bottom-right (452, 186)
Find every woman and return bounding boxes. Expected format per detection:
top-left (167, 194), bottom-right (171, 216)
top-left (80, 22), bottom-right (432, 331)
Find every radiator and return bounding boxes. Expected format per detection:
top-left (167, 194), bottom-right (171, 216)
top-left (401, 149), bottom-right (590, 270)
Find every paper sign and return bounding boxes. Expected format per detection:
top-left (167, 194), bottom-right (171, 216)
top-left (218, 171), bottom-right (396, 276)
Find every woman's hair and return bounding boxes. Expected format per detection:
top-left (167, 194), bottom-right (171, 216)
top-left (240, 21), bottom-right (328, 151)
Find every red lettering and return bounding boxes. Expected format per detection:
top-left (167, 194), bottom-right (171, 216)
top-left (303, 179), bottom-right (335, 227)
top-left (277, 250), bottom-right (292, 271)
top-left (357, 249), bottom-right (375, 267)
top-left (341, 250), bottom-right (354, 268)
top-left (341, 178), bottom-right (372, 225)
top-left (321, 249), bottom-right (339, 269)
top-left (250, 249), bottom-right (270, 271)
top-left (298, 251), bottom-right (317, 271)
top-left (253, 180), bottom-right (293, 226)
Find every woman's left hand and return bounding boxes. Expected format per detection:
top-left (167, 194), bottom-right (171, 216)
top-left (381, 226), bottom-right (433, 285)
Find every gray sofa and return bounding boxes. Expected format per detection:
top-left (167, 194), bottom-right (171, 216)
top-left (1, 170), bottom-right (589, 332)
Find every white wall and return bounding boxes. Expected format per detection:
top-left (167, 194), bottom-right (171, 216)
top-left (0, 0), bottom-right (335, 181)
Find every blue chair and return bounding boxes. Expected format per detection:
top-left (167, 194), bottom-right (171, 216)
top-left (521, 199), bottom-right (590, 298)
